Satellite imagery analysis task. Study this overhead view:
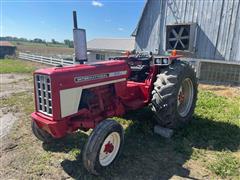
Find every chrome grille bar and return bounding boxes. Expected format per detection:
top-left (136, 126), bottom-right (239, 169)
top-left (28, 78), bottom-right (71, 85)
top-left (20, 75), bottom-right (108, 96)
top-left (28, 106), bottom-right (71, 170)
top-left (35, 74), bottom-right (52, 116)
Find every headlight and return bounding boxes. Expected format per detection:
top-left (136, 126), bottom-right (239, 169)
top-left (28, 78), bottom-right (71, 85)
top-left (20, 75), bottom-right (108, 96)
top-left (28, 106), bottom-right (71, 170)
top-left (154, 57), bottom-right (170, 65)
top-left (162, 58), bottom-right (168, 64)
top-left (155, 58), bottom-right (161, 64)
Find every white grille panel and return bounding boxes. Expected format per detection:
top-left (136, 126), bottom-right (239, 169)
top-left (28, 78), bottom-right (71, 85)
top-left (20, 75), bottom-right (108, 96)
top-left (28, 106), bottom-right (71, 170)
top-left (35, 74), bottom-right (52, 116)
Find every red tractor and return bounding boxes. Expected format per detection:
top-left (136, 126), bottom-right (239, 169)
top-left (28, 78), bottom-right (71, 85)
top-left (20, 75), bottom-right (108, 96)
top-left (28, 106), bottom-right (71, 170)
top-left (31, 12), bottom-right (198, 175)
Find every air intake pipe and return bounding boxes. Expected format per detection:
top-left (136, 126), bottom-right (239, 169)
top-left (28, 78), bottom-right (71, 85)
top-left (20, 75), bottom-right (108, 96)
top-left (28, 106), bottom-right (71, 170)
top-left (73, 11), bottom-right (87, 64)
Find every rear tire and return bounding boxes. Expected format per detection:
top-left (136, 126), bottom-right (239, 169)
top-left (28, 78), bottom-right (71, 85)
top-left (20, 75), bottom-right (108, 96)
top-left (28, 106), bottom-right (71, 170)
top-left (31, 121), bottom-right (54, 143)
top-left (83, 119), bottom-right (124, 175)
top-left (151, 60), bottom-right (198, 129)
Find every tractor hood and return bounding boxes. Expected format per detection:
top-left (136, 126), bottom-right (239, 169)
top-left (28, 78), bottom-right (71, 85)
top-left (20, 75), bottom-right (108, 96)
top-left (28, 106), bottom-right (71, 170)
top-left (34, 60), bottom-right (130, 89)
top-left (33, 60), bottom-right (130, 120)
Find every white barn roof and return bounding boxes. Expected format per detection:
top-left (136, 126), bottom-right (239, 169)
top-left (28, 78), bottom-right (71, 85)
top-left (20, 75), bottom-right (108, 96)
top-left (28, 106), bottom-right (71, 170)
top-left (87, 38), bottom-right (135, 52)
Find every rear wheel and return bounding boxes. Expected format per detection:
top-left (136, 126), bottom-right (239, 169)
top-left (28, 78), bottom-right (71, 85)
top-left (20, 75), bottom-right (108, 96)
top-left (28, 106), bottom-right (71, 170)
top-left (31, 121), bottom-right (53, 143)
top-left (83, 119), bottom-right (124, 175)
top-left (151, 60), bottom-right (198, 129)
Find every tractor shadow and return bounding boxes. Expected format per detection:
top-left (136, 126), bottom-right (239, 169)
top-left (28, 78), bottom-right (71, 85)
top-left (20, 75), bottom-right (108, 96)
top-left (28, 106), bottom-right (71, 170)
top-left (43, 108), bottom-right (240, 179)
top-left (42, 131), bottom-right (88, 154)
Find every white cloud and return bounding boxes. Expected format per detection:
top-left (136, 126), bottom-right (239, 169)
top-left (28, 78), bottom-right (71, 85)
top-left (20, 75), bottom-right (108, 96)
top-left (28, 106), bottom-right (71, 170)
top-left (92, 1), bottom-right (103, 7)
top-left (118, 27), bottom-right (124, 31)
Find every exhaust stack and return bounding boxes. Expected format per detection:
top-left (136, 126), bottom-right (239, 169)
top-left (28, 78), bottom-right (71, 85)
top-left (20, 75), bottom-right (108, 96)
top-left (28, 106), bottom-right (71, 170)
top-left (73, 11), bottom-right (87, 64)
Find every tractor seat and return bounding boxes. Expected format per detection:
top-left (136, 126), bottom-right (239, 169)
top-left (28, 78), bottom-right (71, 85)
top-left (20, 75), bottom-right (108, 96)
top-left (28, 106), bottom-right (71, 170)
top-left (130, 65), bottom-right (149, 72)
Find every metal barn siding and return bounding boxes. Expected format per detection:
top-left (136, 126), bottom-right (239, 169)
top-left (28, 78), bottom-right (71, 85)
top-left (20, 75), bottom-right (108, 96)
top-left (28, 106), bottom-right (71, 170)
top-left (134, 0), bottom-right (163, 54)
top-left (134, 0), bottom-right (240, 62)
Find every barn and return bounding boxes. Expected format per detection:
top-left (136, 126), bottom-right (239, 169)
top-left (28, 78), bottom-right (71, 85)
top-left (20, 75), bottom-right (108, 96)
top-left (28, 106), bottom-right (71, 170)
top-left (87, 38), bottom-right (135, 62)
top-left (133, 0), bottom-right (240, 85)
top-left (0, 41), bottom-right (16, 58)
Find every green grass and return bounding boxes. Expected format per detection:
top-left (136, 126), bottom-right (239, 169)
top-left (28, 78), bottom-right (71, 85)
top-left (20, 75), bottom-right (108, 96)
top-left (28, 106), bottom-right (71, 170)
top-left (209, 152), bottom-right (240, 178)
top-left (0, 91), bottom-right (34, 114)
top-left (1, 89), bottom-right (240, 179)
top-left (0, 59), bottom-right (37, 73)
top-left (12, 41), bottom-right (68, 48)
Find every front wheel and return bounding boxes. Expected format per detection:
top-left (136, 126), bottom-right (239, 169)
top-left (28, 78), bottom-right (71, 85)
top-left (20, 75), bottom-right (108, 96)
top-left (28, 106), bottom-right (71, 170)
top-left (31, 121), bottom-right (54, 143)
top-left (151, 60), bottom-right (198, 129)
top-left (82, 119), bottom-right (124, 175)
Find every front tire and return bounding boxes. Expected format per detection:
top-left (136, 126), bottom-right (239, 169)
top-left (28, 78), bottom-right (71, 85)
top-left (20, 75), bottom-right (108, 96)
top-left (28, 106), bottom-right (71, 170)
top-left (151, 60), bottom-right (198, 129)
top-left (31, 121), bottom-right (54, 143)
top-left (83, 119), bottom-right (124, 175)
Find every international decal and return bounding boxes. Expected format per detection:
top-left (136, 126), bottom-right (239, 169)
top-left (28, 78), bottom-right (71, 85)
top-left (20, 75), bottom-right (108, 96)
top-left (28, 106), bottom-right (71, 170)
top-left (74, 70), bottom-right (127, 83)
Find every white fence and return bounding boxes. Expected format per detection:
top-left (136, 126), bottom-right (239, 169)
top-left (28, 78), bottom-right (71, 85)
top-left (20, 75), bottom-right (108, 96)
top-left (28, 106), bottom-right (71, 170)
top-left (19, 52), bottom-right (74, 66)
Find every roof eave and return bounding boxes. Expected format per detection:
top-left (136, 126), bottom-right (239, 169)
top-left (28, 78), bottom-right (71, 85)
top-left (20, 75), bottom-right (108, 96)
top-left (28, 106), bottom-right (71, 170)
top-left (131, 0), bottom-right (149, 37)
top-left (87, 48), bottom-right (127, 53)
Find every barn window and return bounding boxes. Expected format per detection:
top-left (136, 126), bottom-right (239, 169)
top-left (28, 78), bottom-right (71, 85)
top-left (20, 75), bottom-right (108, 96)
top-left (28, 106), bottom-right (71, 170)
top-left (96, 54), bottom-right (100, 60)
top-left (96, 54), bottom-right (105, 60)
top-left (100, 54), bottom-right (105, 60)
top-left (166, 24), bottom-right (197, 52)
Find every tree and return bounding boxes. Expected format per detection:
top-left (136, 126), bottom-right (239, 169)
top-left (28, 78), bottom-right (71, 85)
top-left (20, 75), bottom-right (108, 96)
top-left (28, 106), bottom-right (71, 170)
top-left (64, 39), bottom-right (74, 48)
top-left (33, 38), bottom-right (44, 43)
top-left (64, 39), bottom-right (70, 45)
top-left (51, 39), bottom-right (57, 44)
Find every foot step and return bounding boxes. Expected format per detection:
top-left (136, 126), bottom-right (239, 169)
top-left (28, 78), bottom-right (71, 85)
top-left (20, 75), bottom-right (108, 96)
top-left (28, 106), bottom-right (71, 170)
top-left (154, 125), bottom-right (174, 138)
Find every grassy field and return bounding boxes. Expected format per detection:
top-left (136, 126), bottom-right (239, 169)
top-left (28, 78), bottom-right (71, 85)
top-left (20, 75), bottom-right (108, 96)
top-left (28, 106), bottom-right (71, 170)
top-left (0, 59), bottom-right (49, 73)
top-left (0, 59), bottom-right (240, 179)
top-left (11, 41), bottom-right (69, 48)
top-left (14, 41), bottom-right (74, 57)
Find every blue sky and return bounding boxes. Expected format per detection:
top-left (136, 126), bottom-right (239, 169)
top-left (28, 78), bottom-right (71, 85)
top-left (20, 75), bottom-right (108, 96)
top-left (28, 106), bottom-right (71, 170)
top-left (1, 0), bottom-right (145, 42)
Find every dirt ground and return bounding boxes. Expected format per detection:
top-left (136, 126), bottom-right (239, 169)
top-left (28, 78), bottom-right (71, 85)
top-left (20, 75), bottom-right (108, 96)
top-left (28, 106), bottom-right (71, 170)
top-left (0, 74), bottom-right (32, 98)
top-left (0, 66), bottom-right (239, 179)
top-left (0, 62), bottom-right (49, 139)
top-left (199, 84), bottom-right (240, 98)
top-left (17, 44), bottom-right (74, 57)
top-left (0, 74), bottom-right (31, 139)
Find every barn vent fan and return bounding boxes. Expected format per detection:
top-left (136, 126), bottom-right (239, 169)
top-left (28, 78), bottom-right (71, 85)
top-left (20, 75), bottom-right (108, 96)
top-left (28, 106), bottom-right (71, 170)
top-left (166, 24), bottom-right (197, 52)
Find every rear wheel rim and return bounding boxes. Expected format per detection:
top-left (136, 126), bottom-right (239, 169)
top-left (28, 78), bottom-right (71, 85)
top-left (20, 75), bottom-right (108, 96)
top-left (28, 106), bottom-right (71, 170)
top-left (177, 78), bottom-right (194, 117)
top-left (99, 132), bottom-right (120, 166)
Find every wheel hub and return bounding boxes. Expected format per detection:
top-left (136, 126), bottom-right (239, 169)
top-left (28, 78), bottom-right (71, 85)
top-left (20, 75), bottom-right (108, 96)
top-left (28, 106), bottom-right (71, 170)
top-left (178, 91), bottom-right (185, 104)
top-left (99, 132), bottom-right (121, 166)
top-left (104, 141), bottom-right (114, 154)
top-left (177, 78), bottom-right (194, 117)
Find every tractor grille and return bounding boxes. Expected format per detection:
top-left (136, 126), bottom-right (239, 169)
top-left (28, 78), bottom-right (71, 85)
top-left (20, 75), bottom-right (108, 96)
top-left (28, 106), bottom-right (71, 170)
top-left (35, 74), bottom-right (52, 116)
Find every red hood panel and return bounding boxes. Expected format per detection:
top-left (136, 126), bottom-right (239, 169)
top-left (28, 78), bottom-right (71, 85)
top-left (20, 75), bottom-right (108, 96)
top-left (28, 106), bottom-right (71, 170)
top-left (34, 60), bottom-right (130, 89)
